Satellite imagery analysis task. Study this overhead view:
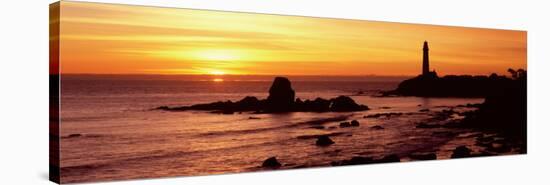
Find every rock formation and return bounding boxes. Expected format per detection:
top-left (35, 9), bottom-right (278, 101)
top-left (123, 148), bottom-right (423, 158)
top-left (266, 77), bottom-right (295, 112)
top-left (156, 77), bottom-right (369, 113)
top-left (315, 135), bottom-right (335, 146)
top-left (262, 156), bottom-right (282, 168)
top-left (451, 146), bottom-right (472, 158)
top-left (350, 120), bottom-right (360, 127)
top-left (329, 96), bottom-right (368, 112)
top-left (331, 154), bottom-right (401, 166)
top-left (409, 152), bottom-right (437, 160)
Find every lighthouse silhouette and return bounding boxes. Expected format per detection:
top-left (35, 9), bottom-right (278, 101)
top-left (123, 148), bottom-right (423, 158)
top-left (422, 41), bottom-right (430, 76)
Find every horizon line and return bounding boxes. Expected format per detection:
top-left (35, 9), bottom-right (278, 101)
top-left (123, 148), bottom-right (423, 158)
top-left (55, 72), bottom-right (517, 77)
top-left (57, 73), bottom-right (416, 77)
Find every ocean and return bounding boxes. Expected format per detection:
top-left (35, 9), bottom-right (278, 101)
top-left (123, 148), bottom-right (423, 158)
top-left (59, 74), bottom-right (484, 183)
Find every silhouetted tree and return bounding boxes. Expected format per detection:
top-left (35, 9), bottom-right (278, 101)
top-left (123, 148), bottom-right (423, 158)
top-left (508, 68), bottom-right (518, 79)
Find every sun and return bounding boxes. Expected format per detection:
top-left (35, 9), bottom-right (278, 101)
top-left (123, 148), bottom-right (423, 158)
top-left (209, 70), bottom-right (226, 75)
top-left (192, 49), bottom-right (242, 61)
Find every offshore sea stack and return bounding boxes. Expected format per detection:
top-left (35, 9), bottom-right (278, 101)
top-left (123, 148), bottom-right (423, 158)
top-left (266, 77), bottom-right (296, 112)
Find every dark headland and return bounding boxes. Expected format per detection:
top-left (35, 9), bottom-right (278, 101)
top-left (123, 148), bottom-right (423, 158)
top-left (156, 77), bottom-right (369, 114)
top-left (384, 41), bottom-right (527, 150)
top-left (460, 68), bottom-right (527, 141)
top-left (385, 41), bottom-right (525, 98)
top-left (384, 70), bottom-right (524, 98)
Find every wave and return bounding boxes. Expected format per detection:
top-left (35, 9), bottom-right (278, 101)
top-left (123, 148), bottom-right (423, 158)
top-left (60, 136), bottom-right (297, 177)
top-left (195, 114), bottom-right (353, 137)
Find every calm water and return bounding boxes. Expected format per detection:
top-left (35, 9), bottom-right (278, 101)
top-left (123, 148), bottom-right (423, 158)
top-left (59, 75), bottom-right (484, 183)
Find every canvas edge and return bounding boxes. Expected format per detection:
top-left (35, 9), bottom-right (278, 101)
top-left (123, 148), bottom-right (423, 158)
top-left (47, 1), bottom-right (529, 184)
top-left (49, 1), bottom-right (61, 184)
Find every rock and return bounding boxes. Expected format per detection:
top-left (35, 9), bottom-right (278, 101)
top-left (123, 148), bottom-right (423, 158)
top-left (451, 146), bottom-right (472, 158)
top-left (248, 116), bottom-right (261, 119)
top-left (65, 134), bottom-right (82, 138)
top-left (391, 112), bottom-right (403, 116)
top-left (339, 122), bottom-right (351, 128)
top-left (465, 103), bottom-right (482, 108)
top-left (419, 109), bottom-right (430, 112)
top-left (156, 106), bottom-right (170, 110)
top-left (340, 120), bottom-right (359, 128)
top-left (329, 96), bottom-right (369, 112)
top-left (365, 114), bottom-right (382, 118)
top-left (262, 157), bottom-right (282, 168)
top-left (331, 156), bottom-right (374, 166)
top-left (347, 156), bottom-right (374, 165)
top-left (157, 96), bottom-right (263, 113)
top-left (470, 151), bottom-right (494, 157)
top-left (332, 155), bottom-right (400, 166)
top-left (416, 122), bottom-right (442, 129)
top-left (237, 96), bottom-right (260, 105)
top-left (365, 112), bottom-right (403, 119)
top-left (350, 120), bottom-right (360, 127)
top-left (315, 135), bottom-right (335, 146)
top-left (236, 96), bottom-right (262, 109)
top-left (221, 109), bottom-right (234, 114)
top-left (409, 153), bottom-right (437, 160)
top-left (300, 98), bottom-right (331, 112)
top-left (378, 154), bottom-right (400, 163)
top-left (370, 125), bottom-right (384, 130)
top-left (266, 77), bottom-right (295, 112)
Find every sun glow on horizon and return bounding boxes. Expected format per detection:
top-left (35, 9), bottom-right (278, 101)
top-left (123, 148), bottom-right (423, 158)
top-left (208, 70), bottom-right (226, 75)
top-left (212, 78), bottom-right (224, 82)
top-left (191, 49), bottom-right (244, 61)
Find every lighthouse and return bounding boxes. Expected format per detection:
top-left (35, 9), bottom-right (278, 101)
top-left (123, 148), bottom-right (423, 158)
top-left (422, 41), bottom-right (430, 76)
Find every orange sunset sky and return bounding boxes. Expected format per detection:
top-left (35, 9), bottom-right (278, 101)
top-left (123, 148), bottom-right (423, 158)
top-left (57, 1), bottom-right (526, 76)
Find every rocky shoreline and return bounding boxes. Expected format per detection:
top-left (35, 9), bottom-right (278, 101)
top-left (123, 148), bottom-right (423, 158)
top-left (155, 72), bottom-right (526, 171)
top-left (258, 103), bottom-right (526, 170)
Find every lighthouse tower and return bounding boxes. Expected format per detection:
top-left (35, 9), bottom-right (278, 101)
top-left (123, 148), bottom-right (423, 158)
top-left (422, 41), bottom-right (430, 76)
